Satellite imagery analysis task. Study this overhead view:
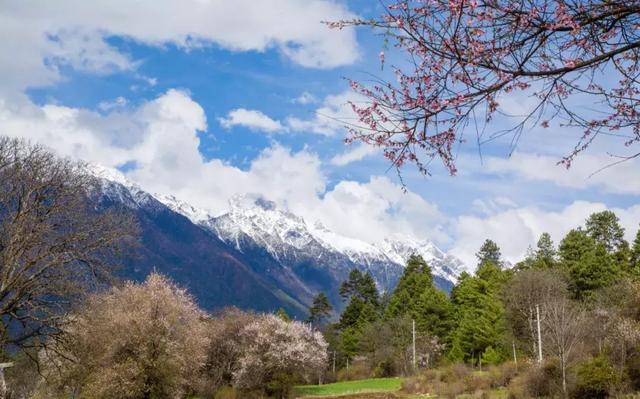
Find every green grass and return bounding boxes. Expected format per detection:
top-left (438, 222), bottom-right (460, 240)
top-left (295, 377), bottom-right (405, 397)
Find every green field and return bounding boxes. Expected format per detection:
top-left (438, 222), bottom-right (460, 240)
top-left (294, 377), bottom-right (405, 397)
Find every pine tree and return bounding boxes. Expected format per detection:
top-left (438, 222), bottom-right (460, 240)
top-left (476, 239), bottom-right (502, 267)
top-left (339, 269), bottom-right (380, 308)
top-left (585, 211), bottom-right (627, 253)
top-left (559, 229), bottom-right (619, 300)
top-left (448, 261), bottom-right (507, 361)
top-left (385, 255), bottom-right (453, 339)
top-left (308, 292), bottom-right (333, 326)
top-left (534, 232), bottom-right (557, 268)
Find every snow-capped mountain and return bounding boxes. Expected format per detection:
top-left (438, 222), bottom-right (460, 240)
top-left (86, 165), bottom-right (465, 316)
top-left (162, 193), bottom-right (464, 293)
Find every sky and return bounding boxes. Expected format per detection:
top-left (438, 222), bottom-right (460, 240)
top-left (1, 0), bottom-right (639, 270)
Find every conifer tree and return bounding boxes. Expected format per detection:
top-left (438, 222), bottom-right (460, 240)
top-left (585, 211), bottom-right (627, 253)
top-left (476, 239), bottom-right (502, 267)
top-left (534, 232), bottom-right (557, 268)
top-left (559, 229), bottom-right (619, 300)
top-left (308, 292), bottom-right (333, 326)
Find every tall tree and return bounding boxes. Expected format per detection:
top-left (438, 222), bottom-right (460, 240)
top-left (328, 1), bottom-right (640, 178)
top-left (559, 229), bottom-right (619, 300)
top-left (476, 239), bottom-right (502, 267)
top-left (585, 211), bottom-right (627, 253)
top-left (0, 137), bottom-right (136, 352)
top-left (385, 255), bottom-right (453, 339)
top-left (534, 232), bottom-right (557, 269)
top-left (339, 269), bottom-right (380, 308)
top-left (308, 292), bottom-right (333, 326)
top-left (448, 261), bottom-right (507, 362)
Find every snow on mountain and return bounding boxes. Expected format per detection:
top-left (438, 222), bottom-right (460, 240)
top-left (86, 165), bottom-right (465, 290)
top-left (200, 194), bottom-right (464, 286)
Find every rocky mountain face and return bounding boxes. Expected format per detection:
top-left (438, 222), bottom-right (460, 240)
top-left (89, 166), bottom-right (466, 317)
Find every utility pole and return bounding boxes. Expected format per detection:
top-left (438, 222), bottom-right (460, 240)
top-left (412, 319), bottom-right (416, 371)
top-left (332, 351), bottom-right (336, 374)
top-left (512, 341), bottom-right (518, 370)
top-left (536, 304), bottom-right (543, 364)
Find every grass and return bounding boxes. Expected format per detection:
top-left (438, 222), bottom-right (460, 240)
top-left (295, 377), bottom-right (405, 397)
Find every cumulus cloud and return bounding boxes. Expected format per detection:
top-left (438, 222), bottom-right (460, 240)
top-left (0, 89), bottom-right (449, 245)
top-left (218, 109), bottom-right (286, 133)
top-left (0, 0), bottom-right (359, 93)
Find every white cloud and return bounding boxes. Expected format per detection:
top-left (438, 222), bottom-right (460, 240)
top-left (1, 0), bottom-right (360, 93)
top-left (218, 109), bottom-right (286, 133)
top-left (330, 143), bottom-right (379, 166)
top-left (292, 91), bottom-right (318, 105)
top-left (98, 96), bottom-right (128, 112)
top-left (0, 89), bottom-right (447, 245)
top-left (287, 90), bottom-right (365, 136)
top-left (450, 200), bottom-right (640, 271)
top-left (486, 152), bottom-right (640, 195)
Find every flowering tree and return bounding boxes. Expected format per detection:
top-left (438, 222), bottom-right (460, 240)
top-left (233, 314), bottom-right (328, 397)
top-left (40, 273), bottom-right (208, 399)
top-left (328, 1), bottom-right (640, 177)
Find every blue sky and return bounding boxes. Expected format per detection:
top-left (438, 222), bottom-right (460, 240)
top-left (1, 0), bottom-right (639, 268)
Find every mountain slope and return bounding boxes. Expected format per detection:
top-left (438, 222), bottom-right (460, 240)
top-left (90, 166), bottom-right (466, 316)
top-left (90, 168), bottom-right (308, 318)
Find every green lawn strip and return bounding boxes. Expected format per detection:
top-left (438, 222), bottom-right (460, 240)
top-left (295, 377), bottom-right (405, 397)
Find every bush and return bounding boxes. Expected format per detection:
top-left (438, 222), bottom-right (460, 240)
top-left (524, 359), bottom-right (564, 398)
top-left (336, 363), bottom-right (371, 381)
top-left (482, 346), bottom-right (505, 366)
top-left (574, 356), bottom-right (619, 399)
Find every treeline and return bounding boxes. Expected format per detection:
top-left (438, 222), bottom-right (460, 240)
top-left (315, 211), bottom-right (640, 397)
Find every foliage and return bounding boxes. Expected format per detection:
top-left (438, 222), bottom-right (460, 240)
top-left (574, 356), bottom-right (619, 399)
top-left (631, 228), bottom-right (640, 272)
top-left (327, 1), bottom-right (640, 177)
top-left (308, 292), bottom-right (333, 326)
top-left (339, 269), bottom-right (380, 308)
top-left (232, 314), bottom-right (328, 397)
top-left (559, 229), bottom-right (619, 300)
top-left (476, 239), bottom-right (503, 267)
top-left (449, 260), bottom-right (507, 362)
top-left (275, 307), bottom-right (290, 321)
top-left (585, 211), bottom-right (627, 254)
top-left (385, 255), bottom-right (454, 339)
top-left (39, 273), bottom-right (208, 399)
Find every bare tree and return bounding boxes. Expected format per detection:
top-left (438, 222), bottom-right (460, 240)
top-left (40, 273), bottom-right (208, 399)
top-left (0, 136), bottom-right (137, 352)
top-left (504, 269), bottom-right (568, 357)
top-left (541, 295), bottom-right (586, 396)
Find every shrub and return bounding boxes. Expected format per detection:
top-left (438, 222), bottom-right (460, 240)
top-left (574, 356), bottom-right (619, 398)
top-left (482, 346), bottom-right (505, 366)
top-left (336, 363), bottom-right (371, 381)
top-left (525, 359), bottom-right (564, 398)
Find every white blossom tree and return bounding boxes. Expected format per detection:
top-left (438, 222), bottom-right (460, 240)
top-left (233, 314), bottom-right (328, 397)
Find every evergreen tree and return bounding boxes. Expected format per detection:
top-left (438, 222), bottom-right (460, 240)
top-left (339, 269), bottom-right (380, 308)
top-left (476, 239), bottom-right (502, 267)
top-left (385, 255), bottom-right (453, 339)
top-left (308, 292), bottom-right (333, 326)
top-left (585, 210), bottom-right (627, 253)
top-left (534, 232), bottom-right (557, 268)
top-left (559, 229), bottom-right (619, 300)
top-left (448, 261), bottom-right (507, 361)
